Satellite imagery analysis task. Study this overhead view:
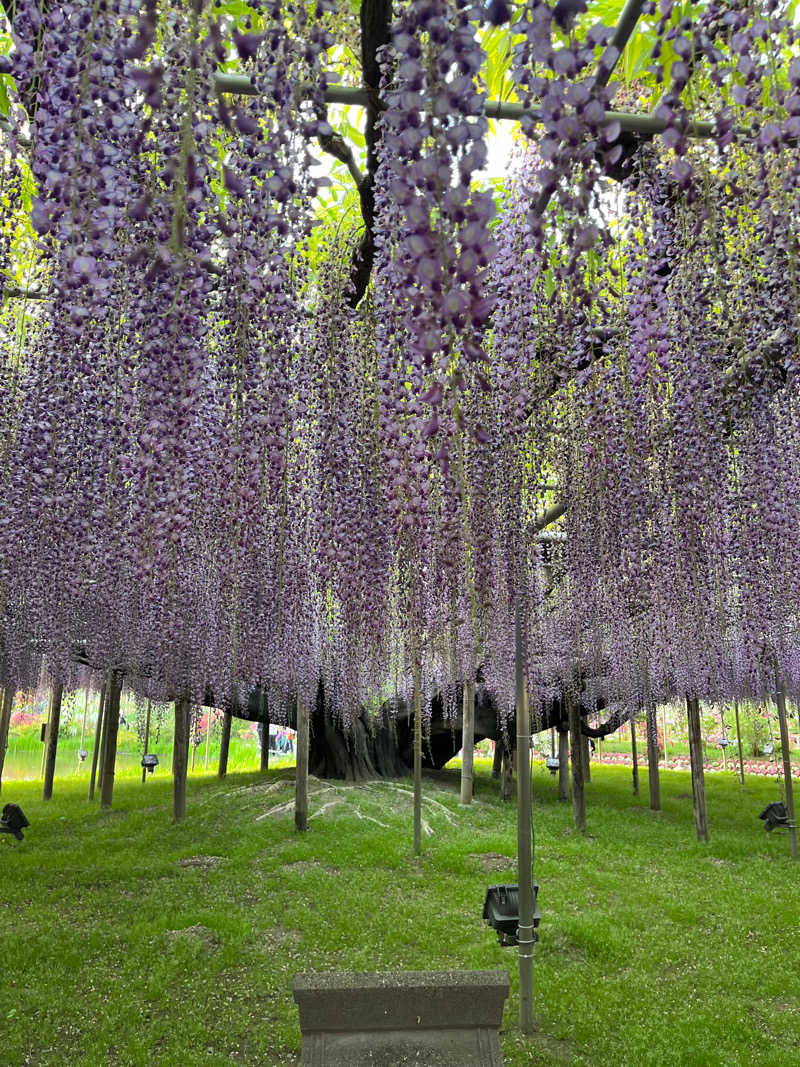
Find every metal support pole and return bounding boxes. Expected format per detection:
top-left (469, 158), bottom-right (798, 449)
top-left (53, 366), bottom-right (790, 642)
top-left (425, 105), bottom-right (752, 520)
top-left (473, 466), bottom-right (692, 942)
top-left (567, 691), bottom-right (586, 831)
top-left (173, 692), bottom-right (190, 821)
top-left (686, 696), bottom-right (709, 843)
top-left (88, 682), bottom-right (106, 800)
top-left (774, 677), bottom-right (798, 860)
top-left (515, 598), bottom-right (535, 1034)
top-left (42, 679), bottom-right (64, 800)
top-left (646, 703), bottom-right (661, 811)
top-left (295, 693), bottom-right (310, 833)
top-left (79, 686), bottom-right (89, 752)
top-left (141, 700), bottom-right (151, 784)
top-left (218, 710), bottom-right (232, 777)
top-left (734, 700), bottom-right (745, 785)
top-left (0, 680), bottom-right (15, 792)
top-left (557, 724), bottom-right (569, 802)
top-left (460, 678), bottom-right (475, 805)
top-left (413, 659), bottom-right (422, 855)
top-left (100, 671), bottom-right (123, 810)
top-left (630, 713), bottom-right (639, 796)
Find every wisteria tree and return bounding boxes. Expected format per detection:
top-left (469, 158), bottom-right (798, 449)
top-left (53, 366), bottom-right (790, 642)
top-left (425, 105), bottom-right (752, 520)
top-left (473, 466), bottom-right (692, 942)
top-left (0, 1), bottom-right (799, 871)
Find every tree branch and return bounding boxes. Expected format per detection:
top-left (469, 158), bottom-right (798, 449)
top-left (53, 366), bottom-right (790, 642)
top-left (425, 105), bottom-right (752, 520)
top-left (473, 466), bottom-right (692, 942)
top-left (316, 130), bottom-right (364, 189)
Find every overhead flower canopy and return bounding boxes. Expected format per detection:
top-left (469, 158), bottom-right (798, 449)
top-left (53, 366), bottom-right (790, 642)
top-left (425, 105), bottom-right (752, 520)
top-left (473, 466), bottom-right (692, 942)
top-left (0, 0), bottom-right (798, 722)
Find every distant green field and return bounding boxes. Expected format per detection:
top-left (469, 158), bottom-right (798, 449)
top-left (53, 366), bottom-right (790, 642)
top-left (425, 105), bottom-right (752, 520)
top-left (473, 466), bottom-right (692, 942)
top-left (1, 762), bottom-right (797, 1066)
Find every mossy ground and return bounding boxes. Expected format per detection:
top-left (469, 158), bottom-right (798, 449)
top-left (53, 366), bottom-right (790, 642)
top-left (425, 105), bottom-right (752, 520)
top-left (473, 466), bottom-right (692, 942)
top-left (1, 760), bottom-right (797, 1066)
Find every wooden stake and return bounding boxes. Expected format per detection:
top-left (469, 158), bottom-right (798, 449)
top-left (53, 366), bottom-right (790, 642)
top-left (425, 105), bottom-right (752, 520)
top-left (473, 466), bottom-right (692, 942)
top-left (630, 713), bottom-right (639, 796)
top-left (557, 724), bottom-right (569, 802)
top-left (0, 680), bottom-right (14, 792)
top-left (173, 692), bottom-right (191, 821)
top-left (42, 679), bottom-right (64, 801)
top-left (459, 678), bottom-right (475, 805)
top-left (646, 703), bottom-right (661, 812)
top-left (88, 682), bottom-right (106, 800)
top-left (774, 677), bottom-right (798, 861)
top-left (100, 671), bottom-right (123, 810)
top-left (734, 699), bottom-right (745, 785)
top-left (567, 690), bottom-right (586, 831)
top-left (141, 700), bottom-right (152, 784)
top-left (218, 710), bottom-right (232, 777)
top-left (295, 693), bottom-right (310, 833)
top-left (413, 660), bottom-right (422, 854)
top-left (686, 696), bottom-right (709, 842)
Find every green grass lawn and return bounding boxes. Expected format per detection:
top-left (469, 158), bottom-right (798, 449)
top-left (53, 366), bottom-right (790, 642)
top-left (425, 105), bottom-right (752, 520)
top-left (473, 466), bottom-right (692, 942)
top-left (1, 761), bottom-right (797, 1066)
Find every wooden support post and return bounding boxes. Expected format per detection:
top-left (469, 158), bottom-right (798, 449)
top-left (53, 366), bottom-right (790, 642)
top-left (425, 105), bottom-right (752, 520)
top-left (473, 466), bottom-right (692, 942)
top-left (567, 691), bottom-right (586, 831)
top-left (141, 700), bottom-right (152, 784)
top-left (88, 682), bottom-right (106, 800)
top-left (413, 660), bottom-right (423, 854)
top-left (173, 692), bottom-right (191, 821)
top-left (774, 678), bottom-right (798, 861)
top-left (204, 707), bottom-right (211, 771)
top-left (295, 693), bottom-right (310, 833)
top-left (100, 671), bottom-right (123, 810)
top-left (630, 714), bottom-right (639, 796)
top-left (218, 710), bottom-right (232, 777)
top-left (734, 699), bottom-right (745, 785)
top-left (646, 703), bottom-right (661, 812)
top-left (491, 740), bottom-right (503, 779)
top-left (686, 696), bottom-right (709, 842)
top-left (557, 725), bottom-right (569, 801)
top-left (42, 680), bottom-right (64, 800)
top-left (0, 680), bottom-right (15, 792)
top-left (460, 679), bottom-right (475, 805)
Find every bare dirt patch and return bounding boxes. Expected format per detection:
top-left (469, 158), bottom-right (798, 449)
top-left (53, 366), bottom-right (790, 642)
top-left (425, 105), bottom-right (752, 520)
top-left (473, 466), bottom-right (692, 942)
top-left (178, 855), bottom-right (226, 870)
top-left (165, 924), bottom-right (220, 954)
top-left (284, 859), bottom-right (338, 875)
top-left (469, 851), bottom-right (515, 872)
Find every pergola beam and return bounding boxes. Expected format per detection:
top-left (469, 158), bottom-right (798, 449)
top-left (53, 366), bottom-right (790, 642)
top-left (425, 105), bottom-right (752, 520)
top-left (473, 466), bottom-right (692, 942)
top-left (214, 74), bottom-right (717, 141)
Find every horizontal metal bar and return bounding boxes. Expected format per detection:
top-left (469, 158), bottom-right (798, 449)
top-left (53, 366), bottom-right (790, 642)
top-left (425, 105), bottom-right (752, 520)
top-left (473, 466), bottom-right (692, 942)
top-left (213, 74), bottom-right (717, 141)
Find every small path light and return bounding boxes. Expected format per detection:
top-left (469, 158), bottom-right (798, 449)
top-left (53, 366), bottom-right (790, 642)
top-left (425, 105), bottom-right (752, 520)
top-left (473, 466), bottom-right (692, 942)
top-left (759, 802), bottom-right (791, 832)
top-left (545, 756), bottom-right (560, 776)
top-left (482, 883), bottom-right (541, 947)
top-left (141, 754), bottom-right (159, 775)
top-left (77, 748), bottom-right (89, 762)
top-left (0, 803), bottom-right (30, 840)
